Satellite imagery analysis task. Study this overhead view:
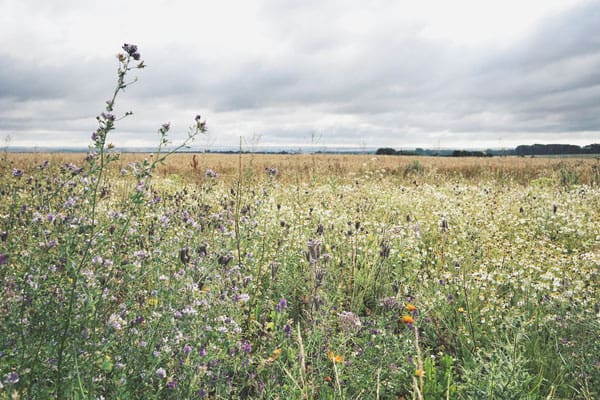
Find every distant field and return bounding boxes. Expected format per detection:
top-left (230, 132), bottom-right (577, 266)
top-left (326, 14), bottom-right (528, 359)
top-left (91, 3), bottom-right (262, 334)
top-left (4, 152), bottom-right (600, 186)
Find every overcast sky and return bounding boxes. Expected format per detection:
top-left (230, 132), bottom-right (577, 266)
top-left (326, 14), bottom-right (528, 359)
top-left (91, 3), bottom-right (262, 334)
top-left (1, 0), bottom-right (599, 150)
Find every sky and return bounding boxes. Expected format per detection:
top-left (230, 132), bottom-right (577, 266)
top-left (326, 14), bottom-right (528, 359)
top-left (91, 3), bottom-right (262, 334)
top-left (1, 0), bottom-right (599, 151)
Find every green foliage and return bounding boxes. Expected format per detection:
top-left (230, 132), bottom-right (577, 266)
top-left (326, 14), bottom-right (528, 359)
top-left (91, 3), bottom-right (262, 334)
top-left (558, 161), bottom-right (580, 189)
top-left (423, 354), bottom-right (456, 399)
top-left (404, 160), bottom-right (425, 176)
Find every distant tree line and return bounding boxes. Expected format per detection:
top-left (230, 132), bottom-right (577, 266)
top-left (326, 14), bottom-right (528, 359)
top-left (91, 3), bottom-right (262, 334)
top-left (375, 144), bottom-right (600, 157)
top-left (375, 148), bottom-right (418, 156)
top-left (451, 150), bottom-right (491, 157)
top-left (514, 143), bottom-right (600, 155)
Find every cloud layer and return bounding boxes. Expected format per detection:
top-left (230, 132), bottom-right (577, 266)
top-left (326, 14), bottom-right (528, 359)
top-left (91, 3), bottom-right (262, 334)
top-left (1, 0), bottom-right (599, 150)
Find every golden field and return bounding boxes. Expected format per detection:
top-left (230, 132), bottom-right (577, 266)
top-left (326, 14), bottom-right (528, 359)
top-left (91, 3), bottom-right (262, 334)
top-left (4, 152), bottom-right (600, 186)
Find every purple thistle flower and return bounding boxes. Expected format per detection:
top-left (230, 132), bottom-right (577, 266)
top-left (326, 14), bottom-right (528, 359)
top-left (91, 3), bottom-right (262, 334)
top-left (276, 297), bottom-right (287, 313)
top-left (4, 371), bottom-right (19, 384)
top-left (0, 252), bottom-right (7, 265)
top-left (183, 344), bottom-right (192, 354)
top-left (283, 324), bottom-right (292, 338)
top-left (122, 43), bottom-right (139, 57)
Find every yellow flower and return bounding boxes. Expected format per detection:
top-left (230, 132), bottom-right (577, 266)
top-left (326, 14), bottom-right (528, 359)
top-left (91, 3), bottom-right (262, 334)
top-left (401, 315), bottom-right (415, 324)
top-left (458, 307), bottom-right (465, 313)
top-left (414, 368), bottom-right (425, 377)
top-left (147, 297), bottom-right (158, 306)
top-left (406, 304), bottom-right (417, 312)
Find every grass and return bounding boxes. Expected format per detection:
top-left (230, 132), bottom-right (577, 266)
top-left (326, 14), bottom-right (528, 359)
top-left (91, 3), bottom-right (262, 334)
top-left (0, 45), bottom-right (598, 399)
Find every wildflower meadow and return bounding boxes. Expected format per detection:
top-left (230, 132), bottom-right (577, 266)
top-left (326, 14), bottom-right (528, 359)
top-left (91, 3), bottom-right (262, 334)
top-left (0, 45), bottom-right (599, 399)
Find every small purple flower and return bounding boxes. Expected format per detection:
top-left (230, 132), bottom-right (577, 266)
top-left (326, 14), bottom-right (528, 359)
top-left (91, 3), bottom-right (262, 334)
top-left (63, 197), bottom-right (76, 208)
top-left (101, 112), bottom-right (115, 122)
top-left (234, 293), bottom-right (249, 303)
top-left (199, 346), bottom-right (207, 357)
top-left (156, 367), bottom-right (167, 379)
top-left (283, 324), bottom-right (292, 338)
top-left (381, 297), bottom-right (399, 310)
top-left (134, 250), bottom-right (147, 260)
top-left (167, 379), bottom-right (177, 389)
top-left (4, 371), bottom-right (19, 384)
top-left (239, 340), bottom-right (252, 353)
top-left (265, 167), bottom-right (278, 176)
top-left (12, 168), bottom-right (23, 177)
top-left (276, 297), bottom-right (287, 313)
top-left (205, 168), bottom-right (218, 178)
top-left (183, 344), bottom-right (192, 354)
top-left (0, 252), bottom-right (7, 265)
top-left (67, 163), bottom-right (83, 174)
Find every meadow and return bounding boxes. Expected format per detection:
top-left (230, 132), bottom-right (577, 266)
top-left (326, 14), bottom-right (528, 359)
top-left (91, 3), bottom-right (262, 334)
top-left (1, 45), bottom-right (599, 399)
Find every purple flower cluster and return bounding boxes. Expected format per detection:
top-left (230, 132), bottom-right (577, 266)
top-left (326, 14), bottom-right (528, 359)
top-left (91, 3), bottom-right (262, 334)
top-left (122, 43), bottom-right (141, 60)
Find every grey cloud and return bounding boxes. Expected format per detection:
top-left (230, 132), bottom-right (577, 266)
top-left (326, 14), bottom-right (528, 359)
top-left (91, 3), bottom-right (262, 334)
top-left (2, 0), bottom-right (599, 149)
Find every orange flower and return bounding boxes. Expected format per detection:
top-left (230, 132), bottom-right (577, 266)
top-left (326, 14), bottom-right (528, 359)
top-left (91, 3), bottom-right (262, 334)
top-left (401, 315), bottom-right (415, 324)
top-left (325, 375), bottom-right (332, 382)
top-left (268, 348), bottom-right (282, 362)
top-left (328, 351), bottom-right (344, 363)
top-left (406, 304), bottom-right (417, 312)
